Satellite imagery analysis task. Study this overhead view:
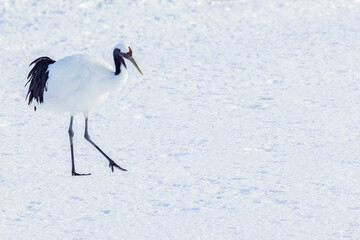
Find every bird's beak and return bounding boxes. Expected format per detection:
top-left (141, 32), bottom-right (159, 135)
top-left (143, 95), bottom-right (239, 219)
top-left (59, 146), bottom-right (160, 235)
top-left (129, 56), bottom-right (143, 75)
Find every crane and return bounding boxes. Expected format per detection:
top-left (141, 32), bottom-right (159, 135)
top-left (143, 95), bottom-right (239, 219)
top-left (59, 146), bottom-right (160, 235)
top-left (25, 43), bottom-right (143, 176)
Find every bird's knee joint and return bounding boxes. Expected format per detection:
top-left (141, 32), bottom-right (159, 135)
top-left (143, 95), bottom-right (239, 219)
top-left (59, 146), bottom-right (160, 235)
top-left (68, 130), bottom-right (74, 137)
top-left (84, 133), bottom-right (90, 140)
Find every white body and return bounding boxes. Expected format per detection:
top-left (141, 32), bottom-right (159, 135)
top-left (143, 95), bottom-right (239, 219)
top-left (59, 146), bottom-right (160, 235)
top-left (43, 54), bottom-right (128, 115)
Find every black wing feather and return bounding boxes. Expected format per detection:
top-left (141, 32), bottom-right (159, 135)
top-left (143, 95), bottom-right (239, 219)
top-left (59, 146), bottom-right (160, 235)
top-left (25, 56), bottom-right (56, 107)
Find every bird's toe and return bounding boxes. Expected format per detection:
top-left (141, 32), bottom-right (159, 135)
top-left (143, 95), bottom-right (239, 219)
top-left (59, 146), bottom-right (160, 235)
top-left (109, 160), bottom-right (127, 172)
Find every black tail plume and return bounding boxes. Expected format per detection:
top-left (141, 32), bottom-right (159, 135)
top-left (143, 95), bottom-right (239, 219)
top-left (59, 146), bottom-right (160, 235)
top-left (25, 57), bottom-right (56, 107)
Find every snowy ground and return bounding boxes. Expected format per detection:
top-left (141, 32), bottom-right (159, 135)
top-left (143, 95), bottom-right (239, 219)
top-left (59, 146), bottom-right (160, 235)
top-left (1, 0), bottom-right (360, 239)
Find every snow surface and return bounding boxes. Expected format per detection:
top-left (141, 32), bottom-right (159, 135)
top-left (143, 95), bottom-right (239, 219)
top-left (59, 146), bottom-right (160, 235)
top-left (1, 0), bottom-right (360, 239)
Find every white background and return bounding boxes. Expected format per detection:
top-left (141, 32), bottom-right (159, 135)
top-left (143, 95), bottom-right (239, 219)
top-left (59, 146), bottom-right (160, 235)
top-left (1, 0), bottom-right (360, 239)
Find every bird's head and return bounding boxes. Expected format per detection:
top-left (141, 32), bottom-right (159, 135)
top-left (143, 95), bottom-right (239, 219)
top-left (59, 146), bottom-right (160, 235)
top-left (113, 43), bottom-right (143, 75)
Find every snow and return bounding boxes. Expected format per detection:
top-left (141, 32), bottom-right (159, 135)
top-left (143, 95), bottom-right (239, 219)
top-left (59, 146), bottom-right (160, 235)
top-left (1, 0), bottom-right (360, 239)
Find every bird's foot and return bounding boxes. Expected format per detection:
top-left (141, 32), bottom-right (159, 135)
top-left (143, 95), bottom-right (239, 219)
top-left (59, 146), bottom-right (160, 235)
top-left (109, 160), bottom-right (127, 172)
top-left (72, 171), bottom-right (91, 176)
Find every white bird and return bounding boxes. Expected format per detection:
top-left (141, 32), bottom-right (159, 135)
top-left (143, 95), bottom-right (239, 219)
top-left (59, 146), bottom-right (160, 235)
top-left (25, 43), bottom-right (143, 176)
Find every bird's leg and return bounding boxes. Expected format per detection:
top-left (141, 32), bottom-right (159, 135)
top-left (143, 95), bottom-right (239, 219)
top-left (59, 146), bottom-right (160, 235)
top-left (84, 117), bottom-right (127, 172)
top-left (68, 116), bottom-right (91, 176)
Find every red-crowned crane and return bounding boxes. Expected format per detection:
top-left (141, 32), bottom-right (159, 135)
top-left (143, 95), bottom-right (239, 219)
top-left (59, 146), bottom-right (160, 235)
top-left (25, 43), bottom-right (143, 176)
